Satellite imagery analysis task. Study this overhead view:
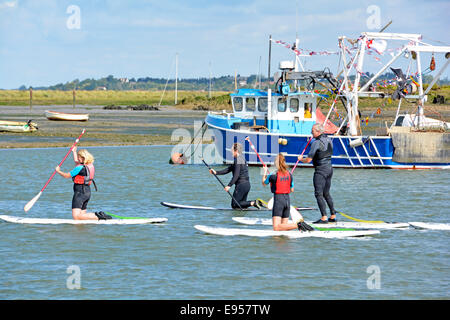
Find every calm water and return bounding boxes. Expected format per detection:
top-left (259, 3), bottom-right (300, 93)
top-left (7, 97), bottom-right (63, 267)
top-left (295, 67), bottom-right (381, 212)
top-left (0, 145), bottom-right (449, 299)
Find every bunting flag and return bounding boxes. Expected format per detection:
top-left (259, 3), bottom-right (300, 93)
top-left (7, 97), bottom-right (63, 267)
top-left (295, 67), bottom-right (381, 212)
top-left (272, 39), bottom-right (340, 56)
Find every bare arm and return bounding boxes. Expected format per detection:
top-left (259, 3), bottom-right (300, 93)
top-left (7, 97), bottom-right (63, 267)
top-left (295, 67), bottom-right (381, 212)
top-left (72, 146), bottom-right (80, 165)
top-left (55, 166), bottom-right (72, 179)
top-left (297, 155), bottom-right (313, 163)
top-left (262, 166), bottom-right (268, 186)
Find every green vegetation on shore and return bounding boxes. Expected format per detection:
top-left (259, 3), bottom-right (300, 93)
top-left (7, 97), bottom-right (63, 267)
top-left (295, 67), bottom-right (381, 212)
top-left (0, 84), bottom-right (449, 114)
top-left (0, 89), bottom-right (231, 109)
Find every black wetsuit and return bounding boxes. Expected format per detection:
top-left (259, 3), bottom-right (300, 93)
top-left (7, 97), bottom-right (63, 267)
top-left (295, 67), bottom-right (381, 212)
top-left (71, 166), bottom-right (91, 210)
top-left (308, 134), bottom-right (336, 217)
top-left (215, 155), bottom-right (253, 209)
top-left (265, 172), bottom-right (293, 219)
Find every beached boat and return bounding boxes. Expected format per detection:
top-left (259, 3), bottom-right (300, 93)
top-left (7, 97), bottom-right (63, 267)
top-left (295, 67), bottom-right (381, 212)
top-left (0, 120), bottom-right (38, 133)
top-left (45, 110), bottom-right (89, 121)
top-left (205, 32), bottom-right (449, 169)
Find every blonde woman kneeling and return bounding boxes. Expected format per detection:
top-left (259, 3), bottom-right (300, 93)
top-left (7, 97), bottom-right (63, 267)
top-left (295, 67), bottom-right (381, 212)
top-left (56, 147), bottom-right (110, 220)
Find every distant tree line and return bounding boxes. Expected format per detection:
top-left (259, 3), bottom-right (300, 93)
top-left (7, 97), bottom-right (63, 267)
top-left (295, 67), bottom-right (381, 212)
top-left (18, 75), bottom-right (268, 91)
top-left (17, 72), bottom-right (449, 91)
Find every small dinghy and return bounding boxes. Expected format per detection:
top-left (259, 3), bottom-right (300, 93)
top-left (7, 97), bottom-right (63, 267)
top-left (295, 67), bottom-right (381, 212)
top-left (45, 110), bottom-right (89, 121)
top-left (0, 120), bottom-right (38, 133)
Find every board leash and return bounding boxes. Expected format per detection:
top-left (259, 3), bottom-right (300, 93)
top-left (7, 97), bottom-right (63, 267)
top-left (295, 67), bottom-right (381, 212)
top-left (337, 211), bottom-right (385, 223)
top-left (105, 211), bottom-right (147, 220)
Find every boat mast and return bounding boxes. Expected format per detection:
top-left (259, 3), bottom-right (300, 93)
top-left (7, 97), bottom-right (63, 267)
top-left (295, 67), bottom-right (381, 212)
top-left (175, 52), bottom-right (178, 105)
top-left (268, 35), bottom-right (272, 90)
top-left (349, 37), bottom-right (366, 136)
top-left (209, 61), bottom-right (212, 99)
top-left (414, 42), bottom-right (424, 128)
top-left (267, 35), bottom-right (272, 131)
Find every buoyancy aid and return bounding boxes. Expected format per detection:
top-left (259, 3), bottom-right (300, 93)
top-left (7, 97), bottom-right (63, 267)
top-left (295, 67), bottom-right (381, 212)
top-left (312, 135), bottom-right (333, 167)
top-left (72, 164), bottom-right (97, 190)
top-left (270, 171), bottom-right (292, 194)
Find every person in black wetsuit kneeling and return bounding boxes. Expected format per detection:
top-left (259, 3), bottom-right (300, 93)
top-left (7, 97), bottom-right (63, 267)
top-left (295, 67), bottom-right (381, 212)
top-left (209, 143), bottom-right (261, 210)
top-left (55, 147), bottom-right (111, 221)
top-left (297, 123), bottom-right (337, 224)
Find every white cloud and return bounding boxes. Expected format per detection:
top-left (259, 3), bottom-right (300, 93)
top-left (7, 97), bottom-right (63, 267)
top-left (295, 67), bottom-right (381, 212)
top-left (0, 0), bottom-right (18, 9)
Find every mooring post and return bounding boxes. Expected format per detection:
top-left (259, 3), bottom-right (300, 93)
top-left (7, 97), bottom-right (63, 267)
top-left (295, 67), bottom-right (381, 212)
top-left (73, 88), bottom-right (76, 109)
top-left (29, 87), bottom-right (32, 111)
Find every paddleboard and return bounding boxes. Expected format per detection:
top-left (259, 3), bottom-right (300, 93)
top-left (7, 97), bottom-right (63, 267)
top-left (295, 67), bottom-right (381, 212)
top-left (232, 217), bottom-right (410, 230)
top-left (194, 225), bottom-right (380, 238)
top-left (160, 201), bottom-right (315, 211)
top-left (0, 215), bottom-right (167, 225)
top-left (408, 222), bottom-right (450, 230)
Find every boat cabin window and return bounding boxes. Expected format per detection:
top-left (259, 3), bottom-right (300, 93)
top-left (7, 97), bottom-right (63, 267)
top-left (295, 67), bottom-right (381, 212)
top-left (290, 98), bottom-right (299, 113)
top-left (246, 98), bottom-right (256, 112)
top-left (233, 97), bottom-right (243, 112)
top-left (304, 102), bottom-right (312, 118)
top-left (258, 98), bottom-right (268, 112)
top-left (277, 99), bottom-right (287, 112)
top-left (394, 115), bottom-right (404, 126)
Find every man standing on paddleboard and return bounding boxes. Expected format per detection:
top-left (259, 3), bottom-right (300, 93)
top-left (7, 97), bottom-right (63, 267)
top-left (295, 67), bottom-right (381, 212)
top-left (297, 123), bottom-right (337, 224)
top-left (209, 143), bottom-right (262, 210)
top-left (56, 147), bottom-right (111, 220)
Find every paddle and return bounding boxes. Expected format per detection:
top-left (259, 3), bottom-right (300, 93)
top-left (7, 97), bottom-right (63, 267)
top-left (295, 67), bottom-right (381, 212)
top-left (244, 136), bottom-right (267, 166)
top-left (24, 129), bottom-right (86, 212)
top-left (201, 158), bottom-right (244, 210)
top-left (291, 136), bottom-right (312, 173)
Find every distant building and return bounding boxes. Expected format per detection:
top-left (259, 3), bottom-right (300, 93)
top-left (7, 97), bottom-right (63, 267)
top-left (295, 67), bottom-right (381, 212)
top-left (119, 78), bottom-right (129, 83)
top-left (239, 79), bottom-right (247, 86)
top-left (96, 86), bottom-right (107, 90)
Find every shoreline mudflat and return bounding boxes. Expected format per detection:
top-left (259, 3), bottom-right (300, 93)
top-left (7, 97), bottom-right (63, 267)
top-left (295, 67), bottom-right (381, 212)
top-left (0, 105), bottom-right (208, 149)
top-left (1, 104), bottom-right (448, 149)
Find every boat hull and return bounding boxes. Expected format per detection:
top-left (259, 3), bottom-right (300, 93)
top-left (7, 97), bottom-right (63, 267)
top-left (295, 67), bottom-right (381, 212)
top-left (45, 111), bottom-right (89, 121)
top-left (0, 120), bottom-right (38, 133)
top-left (205, 114), bottom-right (449, 169)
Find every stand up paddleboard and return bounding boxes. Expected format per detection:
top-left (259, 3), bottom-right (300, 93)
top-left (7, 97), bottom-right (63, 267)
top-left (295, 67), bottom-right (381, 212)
top-left (194, 225), bottom-right (380, 238)
top-left (0, 215), bottom-right (167, 225)
top-left (160, 201), bottom-right (315, 211)
top-left (408, 222), bottom-right (450, 230)
top-left (232, 217), bottom-right (410, 230)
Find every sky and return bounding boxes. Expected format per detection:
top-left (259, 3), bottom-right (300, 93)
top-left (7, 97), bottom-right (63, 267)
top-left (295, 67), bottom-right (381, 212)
top-left (0, 0), bottom-right (449, 89)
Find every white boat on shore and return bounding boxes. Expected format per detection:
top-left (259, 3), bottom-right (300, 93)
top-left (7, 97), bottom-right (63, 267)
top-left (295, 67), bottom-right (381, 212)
top-left (45, 110), bottom-right (89, 121)
top-left (0, 120), bottom-right (38, 133)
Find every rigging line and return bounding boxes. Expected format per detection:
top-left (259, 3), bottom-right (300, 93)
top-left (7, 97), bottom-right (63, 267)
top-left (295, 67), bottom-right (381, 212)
top-left (187, 123), bottom-right (207, 159)
top-left (421, 36), bottom-right (450, 47)
top-left (158, 58), bottom-right (176, 107)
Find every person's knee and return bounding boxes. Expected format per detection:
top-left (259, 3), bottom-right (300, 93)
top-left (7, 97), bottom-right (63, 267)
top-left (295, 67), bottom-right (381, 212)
top-left (314, 190), bottom-right (324, 198)
top-left (72, 209), bottom-right (83, 220)
top-left (273, 222), bottom-right (283, 231)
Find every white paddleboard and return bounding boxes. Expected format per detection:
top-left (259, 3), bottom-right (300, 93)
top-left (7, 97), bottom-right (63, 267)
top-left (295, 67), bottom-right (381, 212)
top-left (232, 217), bottom-right (410, 230)
top-left (194, 225), bottom-right (380, 238)
top-left (161, 201), bottom-right (270, 211)
top-left (0, 215), bottom-right (167, 225)
top-left (408, 222), bottom-right (450, 230)
top-left (161, 201), bottom-right (314, 212)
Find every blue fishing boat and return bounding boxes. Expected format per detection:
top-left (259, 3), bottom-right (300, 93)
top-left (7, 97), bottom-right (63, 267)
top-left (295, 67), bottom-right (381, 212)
top-left (205, 32), bottom-right (449, 169)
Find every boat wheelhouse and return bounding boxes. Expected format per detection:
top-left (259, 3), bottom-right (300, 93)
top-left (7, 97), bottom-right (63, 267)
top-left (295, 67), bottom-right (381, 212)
top-left (205, 32), bottom-right (449, 169)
